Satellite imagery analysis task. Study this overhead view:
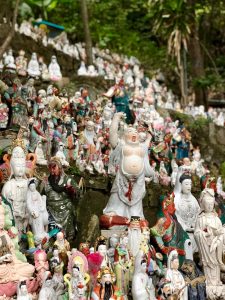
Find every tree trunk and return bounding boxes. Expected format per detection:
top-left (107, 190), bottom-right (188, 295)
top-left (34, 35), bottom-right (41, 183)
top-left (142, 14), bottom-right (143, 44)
top-left (0, 0), bottom-right (20, 59)
top-left (80, 0), bottom-right (93, 66)
top-left (187, 0), bottom-right (207, 108)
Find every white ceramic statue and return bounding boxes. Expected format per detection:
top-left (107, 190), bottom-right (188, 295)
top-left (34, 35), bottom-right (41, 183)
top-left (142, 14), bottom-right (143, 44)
top-left (55, 142), bottom-right (69, 167)
top-left (26, 178), bottom-right (49, 244)
top-left (48, 55), bottom-right (62, 81)
top-left (17, 281), bottom-right (32, 300)
top-left (132, 252), bottom-right (156, 300)
top-left (77, 61), bottom-right (87, 76)
top-left (2, 145), bottom-right (28, 234)
top-left (27, 52), bottom-right (41, 78)
top-left (103, 112), bottom-right (154, 224)
top-left (174, 174), bottom-right (200, 255)
top-left (38, 272), bottom-right (56, 300)
top-left (194, 188), bottom-right (225, 299)
top-left (4, 49), bottom-right (16, 72)
top-left (35, 141), bottom-right (48, 165)
top-left (165, 250), bottom-right (188, 300)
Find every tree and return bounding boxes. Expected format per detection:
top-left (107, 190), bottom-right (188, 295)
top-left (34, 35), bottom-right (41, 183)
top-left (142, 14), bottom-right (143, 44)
top-left (80, 0), bottom-right (93, 65)
top-left (0, 0), bottom-right (20, 59)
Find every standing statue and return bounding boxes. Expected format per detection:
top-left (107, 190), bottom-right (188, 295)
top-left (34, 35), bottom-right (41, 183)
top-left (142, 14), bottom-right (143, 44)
top-left (42, 157), bottom-right (80, 241)
top-left (174, 174), bottom-right (200, 254)
top-left (27, 178), bottom-right (49, 245)
top-left (2, 143), bottom-right (28, 234)
top-left (101, 112), bottom-right (154, 229)
top-left (194, 188), bottom-right (225, 299)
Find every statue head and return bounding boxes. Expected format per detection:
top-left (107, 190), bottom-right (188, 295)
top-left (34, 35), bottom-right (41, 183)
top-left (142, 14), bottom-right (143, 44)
top-left (18, 281), bottom-right (28, 296)
top-left (141, 227), bottom-right (150, 242)
top-left (31, 52), bottom-right (37, 60)
top-left (10, 146), bottom-right (26, 178)
top-left (28, 178), bottom-right (37, 192)
top-left (124, 126), bottom-right (139, 144)
top-left (97, 266), bottom-right (115, 285)
top-left (56, 231), bottom-right (64, 242)
top-left (199, 188), bottom-right (215, 213)
top-left (95, 235), bottom-right (107, 256)
top-left (181, 259), bottom-right (196, 277)
top-left (168, 249), bottom-right (179, 270)
top-left (180, 174), bottom-right (192, 195)
top-left (109, 234), bottom-right (119, 248)
top-left (48, 157), bottom-right (63, 177)
top-left (72, 265), bottom-right (80, 277)
top-left (86, 120), bottom-right (94, 131)
top-left (79, 242), bottom-right (90, 256)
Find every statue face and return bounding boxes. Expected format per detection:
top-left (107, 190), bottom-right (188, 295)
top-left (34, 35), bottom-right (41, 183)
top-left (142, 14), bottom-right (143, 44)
top-left (29, 183), bottom-right (36, 192)
top-left (102, 273), bottom-right (111, 284)
top-left (181, 179), bottom-right (192, 194)
top-left (12, 162), bottom-right (26, 177)
top-left (98, 244), bottom-right (107, 257)
top-left (53, 249), bottom-right (59, 257)
top-left (72, 267), bottom-right (80, 277)
top-left (110, 237), bottom-right (119, 248)
top-left (86, 122), bottom-right (94, 131)
top-left (181, 262), bottom-right (194, 275)
top-left (48, 163), bottom-right (61, 176)
top-left (124, 128), bottom-right (139, 144)
top-left (171, 258), bottom-right (179, 270)
top-left (203, 195), bottom-right (214, 213)
top-left (57, 232), bottom-right (64, 241)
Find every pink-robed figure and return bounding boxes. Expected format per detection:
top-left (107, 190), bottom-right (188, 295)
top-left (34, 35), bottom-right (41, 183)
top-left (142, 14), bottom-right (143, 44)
top-left (34, 249), bottom-right (49, 284)
top-left (101, 112), bottom-right (154, 229)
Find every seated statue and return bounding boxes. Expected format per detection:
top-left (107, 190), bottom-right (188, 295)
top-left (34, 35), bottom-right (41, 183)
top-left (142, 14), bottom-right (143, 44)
top-left (101, 112), bottom-right (154, 229)
top-left (27, 53), bottom-right (41, 78)
top-left (48, 55), bottom-right (62, 81)
top-left (0, 202), bottom-right (34, 284)
top-left (151, 193), bottom-right (192, 265)
top-left (194, 188), bottom-right (225, 299)
top-left (180, 259), bottom-right (206, 300)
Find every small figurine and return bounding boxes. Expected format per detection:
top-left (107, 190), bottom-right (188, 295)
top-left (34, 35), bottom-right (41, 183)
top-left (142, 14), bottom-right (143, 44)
top-left (55, 142), bottom-right (69, 167)
top-left (91, 266), bottom-right (122, 300)
top-left (27, 52), bottom-right (41, 78)
top-left (17, 281), bottom-right (32, 300)
top-left (35, 141), bottom-right (48, 165)
top-left (27, 178), bottom-right (49, 244)
top-left (95, 235), bottom-right (111, 269)
top-left (54, 231), bottom-right (70, 267)
top-left (0, 95), bottom-right (9, 129)
top-left (107, 234), bottom-right (119, 265)
top-left (132, 252), bottom-right (156, 300)
top-left (4, 49), bottom-right (16, 73)
top-left (16, 50), bottom-right (27, 77)
top-left (34, 249), bottom-right (49, 284)
top-left (48, 55), bottom-right (62, 81)
top-left (165, 250), bottom-right (188, 300)
top-left (38, 272), bottom-right (56, 300)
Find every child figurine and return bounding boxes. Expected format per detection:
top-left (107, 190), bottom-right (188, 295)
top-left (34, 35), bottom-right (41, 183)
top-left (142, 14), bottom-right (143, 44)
top-left (34, 250), bottom-right (49, 285)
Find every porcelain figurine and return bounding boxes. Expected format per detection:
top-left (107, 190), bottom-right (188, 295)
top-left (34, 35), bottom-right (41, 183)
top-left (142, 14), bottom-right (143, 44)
top-left (91, 266), bottom-right (122, 300)
top-left (43, 157), bottom-right (79, 241)
top-left (194, 188), bottom-right (225, 299)
top-left (38, 272), bottom-right (56, 300)
top-left (127, 216), bottom-right (142, 258)
top-left (39, 56), bottom-right (51, 82)
top-left (165, 250), bottom-right (188, 300)
top-left (52, 261), bottom-right (65, 299)
top-left (54, 231), bottom-right (70, 267)
top-left (17, 280), bottom-right (32, 300)
top-left (174, 174), bottom-right (200, 254)
top-left (27, 178), bottom-right (49, 244)
top-left (191, 146), bottom-right (206, 178)
top-left (151, 193), bottom-right (191, 264)
top-left (16, 50), bottom-right (27, 77)
top-left (35, 141), bottom-right (48, 165)
top-left (95, 236), bottom-right (111, 269)
top-left (0, 95), bottom-right (9, 129)
top-left (55, 142), bottom-right (69, 167)
top-left (107, 234), bottom-right (120, 265)
top-left (27, 53), bottom-right (41, 78)
top-left (64, 250), bottom-right (90, 300)
top-left (180, 259), bottom-right (206, 300)
top-left (4, 49), bottom-right (16, 73)
top-left (34, 249), bottom-right (49, 284)
top-left (0, 202), bottom-right (34, 284)
top-left (132, 252), bottom-right (156, 300)
top-left (77, 61), bottom-right (88, 76)
top-left (2, 143), bottom-right (28, 234)
top-left (101, 112), bottom-right (154, 228)
top-left (114, 232), bottom-right (132, 297)
top-left (48, 55), bottom-right (62, 81)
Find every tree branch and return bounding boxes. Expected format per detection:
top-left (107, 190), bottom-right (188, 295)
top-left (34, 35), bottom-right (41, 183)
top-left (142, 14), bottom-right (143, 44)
top-left (0, 0), bottom-right (20, 59)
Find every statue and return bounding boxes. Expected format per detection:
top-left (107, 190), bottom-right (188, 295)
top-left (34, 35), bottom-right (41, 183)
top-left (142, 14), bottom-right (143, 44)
top-left (132, 252), bottom-right (156, 300)
top-left (151, 193), bottom-right (191, 264)
top-left (64, 250), bottom-right (90, 300)
top-left (4, 49), bottom-right (16, 73)
top-left (27, 178), bottom-right (49, 244)
top-left (180, 259), bottom-right (206, 300)
top-left (194, 188), bottom-right (225, 299)
top-left (91, 266), bottom-right (122, 300)
top-left (48, 55), bottom-right (62, 81)
top-left (101, 112), bottom-right (154, 228)
top-left (43, 157), bottom-right (80, 241)
top-left (16, 50), bottom-right (27, 77)
top-left (114, 232), bottom-right (132, 298)
top-left (34, 249), bottom-right (49, 284)
top-left (0, 202), bottom-right (34, 284)
top-left (174, 174), bottom-right (200, 255)
top-left (2, 144), bottom-right (28, 234)
top-left (95, 235), bottom-right (111, 269)
top-left (55, 142), bottom-right (69, 167)
top-left (165, 250), bottom-right (188, 300)
top-left (38, 272), bottom-right (56, 300)
top-left (0, 95), bottom-right (9, 129)
top-left (107, 234), bottom-right (120, 265)
top-left (27, 52), bottom-right (41, 78)
top-left (35, 141), bottom-right (48, 165)
top-left (17, 281), bottom-right (32, 300)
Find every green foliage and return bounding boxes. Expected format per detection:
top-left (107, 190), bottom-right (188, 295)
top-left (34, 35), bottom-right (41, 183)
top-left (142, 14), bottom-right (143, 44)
top-left (220, 162), bottom-right (225, 180)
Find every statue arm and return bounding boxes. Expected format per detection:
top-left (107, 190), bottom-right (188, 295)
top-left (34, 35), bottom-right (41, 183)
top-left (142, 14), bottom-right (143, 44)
top-left (109, 112), bottom-right (124, 148)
